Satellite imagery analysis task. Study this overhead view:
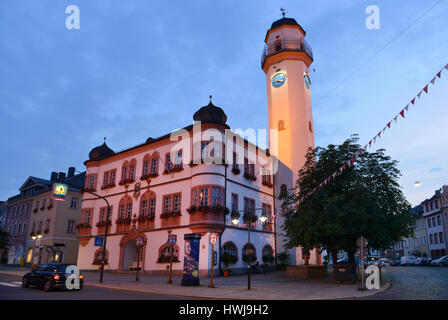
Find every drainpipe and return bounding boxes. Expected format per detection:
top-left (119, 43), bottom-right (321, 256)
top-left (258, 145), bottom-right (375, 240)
top-left (272, 172), bottom-right (278, 270)
top-left (219, 161), bottom-right (227, 276)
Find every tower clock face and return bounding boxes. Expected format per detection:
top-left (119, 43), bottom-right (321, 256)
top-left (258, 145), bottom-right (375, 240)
top-left (304, 74), bottom-right (311, 89)
top-left (272, 73), bottom-right (286, 88)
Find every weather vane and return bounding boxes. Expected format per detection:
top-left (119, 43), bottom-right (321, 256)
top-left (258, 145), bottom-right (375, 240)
top-left (280, 8), bottom-right (287, 18)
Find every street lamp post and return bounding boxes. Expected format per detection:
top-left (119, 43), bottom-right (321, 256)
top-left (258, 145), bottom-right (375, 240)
top-left (63, 177), bottom-right (111, 284)
top-left (31, 233), bottom-right (42, 267)
top-left (232, 207), bottom-right (268, 290)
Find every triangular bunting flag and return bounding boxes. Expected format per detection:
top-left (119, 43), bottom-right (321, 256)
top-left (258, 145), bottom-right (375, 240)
top-left (417, 91), bottom-right (422, 98)
top-left (369, 140), bottom-right (372, 147)
top-left (387, 121), bottom-right (391, 128)
top-left (399, 109), bottom-right (405, 118)
top-left (350, 157), bottom-right (355, 163)
top-left (405, 104), bottom-right (409, 111)
top-left (411, 98), bottom-right (416, 105)
top-left (394, 115), bottom-right (398, 123)
top-left (374, 136), bottom-right (377, 143)
top-left (445, 64), bottom-right (448, 70)
top-left (436, 71), bottom-right (442, 78)
top-left (378, 131), bottom-right (381, 138)
top-left (430, 77), bottom-right (436, 85)
top-left (423, 85), bottom-right (428, 94)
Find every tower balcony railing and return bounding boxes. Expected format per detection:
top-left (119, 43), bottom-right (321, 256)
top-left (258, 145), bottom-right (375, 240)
top-left (261, 39), bottom-right (313, 68)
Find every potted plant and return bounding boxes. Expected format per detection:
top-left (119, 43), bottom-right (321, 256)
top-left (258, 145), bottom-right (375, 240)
top-left (221, 252), bottom-right (237, 276)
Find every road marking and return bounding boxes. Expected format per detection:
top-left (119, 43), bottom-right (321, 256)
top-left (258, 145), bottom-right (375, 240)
top-left (0, 282), bottom-right (20, 287)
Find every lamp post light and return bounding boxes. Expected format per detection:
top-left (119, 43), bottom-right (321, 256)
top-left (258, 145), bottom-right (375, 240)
top-left (31, 233), bottom-right (42, 266)
top-left (231, 207), bottom-right (268, 290)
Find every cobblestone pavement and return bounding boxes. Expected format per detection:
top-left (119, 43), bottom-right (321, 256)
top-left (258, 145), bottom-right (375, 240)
top-left (361, 266), bottom-right (448, 300)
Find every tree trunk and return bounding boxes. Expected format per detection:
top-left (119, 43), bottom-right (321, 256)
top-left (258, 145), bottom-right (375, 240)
top-left (331, 252), bottom-right (338, 265)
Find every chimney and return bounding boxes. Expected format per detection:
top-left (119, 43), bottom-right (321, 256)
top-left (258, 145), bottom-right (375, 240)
top-left (50, 172), bottom-right (58, 182)
top-left (67, 167), bottom-right (75, 178)
top-left (58, 172), bottom-right (66, 182)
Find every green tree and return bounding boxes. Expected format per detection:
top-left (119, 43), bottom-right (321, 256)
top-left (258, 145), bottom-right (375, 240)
top-left (281, 135), bottom-right (414, 263)
top-left (0, 230), bottom-right (10, 250)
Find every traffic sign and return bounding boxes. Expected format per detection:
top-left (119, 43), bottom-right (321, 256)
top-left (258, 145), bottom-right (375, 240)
top-left (356, 236), bottom-right (368, 248)
top-left (94, 236), bottom-right (104, 247)
top-left (210, 233), bottom-right (218, 245)
top-left (168, 234), bottom-right (177, 245)
top-left (136, 237), bottom-right (144, 246)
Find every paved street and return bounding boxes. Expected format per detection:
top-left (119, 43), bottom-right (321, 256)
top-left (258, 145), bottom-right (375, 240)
top-left (360, 266), bottom-right (448, 300)
top-left (0, 274), bottom-right (195, 300)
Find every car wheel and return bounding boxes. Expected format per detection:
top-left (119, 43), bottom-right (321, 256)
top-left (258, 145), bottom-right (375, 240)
top-left (44, 280), bottom-right (53, 292)
top-left (22, 277), bottom-right (29, 288)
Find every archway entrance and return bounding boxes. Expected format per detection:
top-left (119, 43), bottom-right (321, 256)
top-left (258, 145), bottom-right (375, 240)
top-left (118, 226), bottom-right (147, 272)
top-left (122, 239), bottom-right (142, 271)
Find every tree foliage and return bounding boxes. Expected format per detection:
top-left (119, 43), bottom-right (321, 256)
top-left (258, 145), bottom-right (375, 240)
top-left (281, 135), bottom-right (414, 261)
top-left (0, 230), bottom-right (10, 250)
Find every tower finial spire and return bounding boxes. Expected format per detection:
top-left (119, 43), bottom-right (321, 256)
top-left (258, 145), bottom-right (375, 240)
top-left (104, 137), bottom-right (106, 143)
top-left (280, 8), bottom-right (287, 18)
top-left (209, 94), bottom-right (213, 102)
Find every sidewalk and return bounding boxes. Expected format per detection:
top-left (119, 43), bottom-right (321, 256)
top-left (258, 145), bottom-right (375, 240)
top-left (0, 266), bottom-right (390, 300)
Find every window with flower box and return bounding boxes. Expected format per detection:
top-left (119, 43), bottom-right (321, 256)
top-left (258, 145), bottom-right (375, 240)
top-left (120, 160), bottom-right (137, 185)
top-left (102, 169), bottom-right (116, 189)
top-left (161, 193), bottom-right (182, 218)
top-left (151, 158), bottom-right (159, 175)
top-left (85, 175), bottom-right (97, 191)
top-left (261, 168), bottom-right (273, 187)
top-left (82, 209), bottom-right (92, 225)
top-left (244, 158), bottom-right (256, 180)
top-left (165, 153), bottom-right (173, 172)
top-left (139, 191), bottom-right (156, 220)
top-left (117, 196), bottom-right (133, 224)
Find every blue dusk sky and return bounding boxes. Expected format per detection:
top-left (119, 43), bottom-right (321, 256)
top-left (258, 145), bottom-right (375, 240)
top-left (0, 0), bottom-right (447, 206)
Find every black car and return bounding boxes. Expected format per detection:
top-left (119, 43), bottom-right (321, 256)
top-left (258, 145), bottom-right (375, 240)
top-left (22, 263), bottom-right (84, 291)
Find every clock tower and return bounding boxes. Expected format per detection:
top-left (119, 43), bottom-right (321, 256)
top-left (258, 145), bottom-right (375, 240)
top-left (262, 16), bottom-right (317, 265)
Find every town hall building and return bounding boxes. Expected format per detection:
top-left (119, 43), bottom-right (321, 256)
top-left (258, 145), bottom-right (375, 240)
top-left (76, 15), bottom-right (319, 276)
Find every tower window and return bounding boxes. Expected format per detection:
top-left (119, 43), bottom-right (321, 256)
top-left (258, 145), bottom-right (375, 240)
top-left (309, 121), bottom-right (313, 132)
top-left (278, 120), bottom-right (285, 131)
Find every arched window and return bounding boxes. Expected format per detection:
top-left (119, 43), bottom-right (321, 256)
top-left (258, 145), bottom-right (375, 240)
top-left (142, 154), bottom-right (151, 178)
top-left (278, 120), bottom-right (285, 131)
top-left (242, 243), bottom-right (257, 263)
top-left (157, 243), bottom-right (180, 263)
top-left (118, 195), bottom-right (133, 220)
top-left (222, 241), bottom-right (238, 260)
top-left (120, 159), bottom-right (137, 184)
top-left (274, 39), bottom-right (282, 52)
top-left (262, 245), bottom-right (274, 264)
top-left (140, 191), bottom-right (156, 218)
top-left (279, 184), bottom-right (288, 199)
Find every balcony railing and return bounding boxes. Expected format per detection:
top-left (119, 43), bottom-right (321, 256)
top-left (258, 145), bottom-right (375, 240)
top-left (261, 39), bottom-right (313, 68)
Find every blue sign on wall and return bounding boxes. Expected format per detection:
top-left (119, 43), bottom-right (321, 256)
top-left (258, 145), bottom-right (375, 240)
top-left (94, 236), bottom-right (104, 247)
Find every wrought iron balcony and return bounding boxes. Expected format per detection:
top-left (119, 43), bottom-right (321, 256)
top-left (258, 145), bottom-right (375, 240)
top-left (261, 39), bottom-right (313, 68)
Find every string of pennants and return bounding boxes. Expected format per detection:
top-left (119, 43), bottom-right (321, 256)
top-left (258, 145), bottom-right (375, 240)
top-left (277, 63), bottom-right (448, 218)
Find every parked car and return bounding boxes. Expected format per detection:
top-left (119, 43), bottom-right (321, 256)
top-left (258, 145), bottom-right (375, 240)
top-left (400, 256), bottom-right (416, 266)
top-left (380, 258), bottom-right (391, 267)
top-left (22, 263), bottom-right (84, 291)
top-left (390, 259), bottom-right (401, 266)
top-left (430, 255), bottom-right (448, 266)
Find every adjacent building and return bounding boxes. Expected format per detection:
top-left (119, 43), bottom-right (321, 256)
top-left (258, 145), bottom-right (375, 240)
top-left (390, 205), bottom-right (429, 257)
top-left (421, 187), bottom-right (447, 258)
top-left (76, 15), bottom-right (319, 275)
top-left (4, 168), bottom-right (85, 265)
